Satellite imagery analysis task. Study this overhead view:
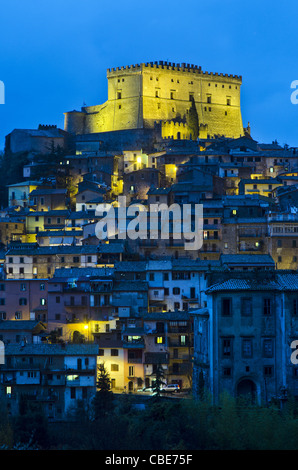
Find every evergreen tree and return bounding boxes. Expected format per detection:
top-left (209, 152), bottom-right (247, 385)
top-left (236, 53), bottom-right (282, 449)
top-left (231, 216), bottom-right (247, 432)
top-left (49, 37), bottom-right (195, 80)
top-left (151, 363), bottom-right (166, 398)
top-left (92, 363), bottom-right (114, 419)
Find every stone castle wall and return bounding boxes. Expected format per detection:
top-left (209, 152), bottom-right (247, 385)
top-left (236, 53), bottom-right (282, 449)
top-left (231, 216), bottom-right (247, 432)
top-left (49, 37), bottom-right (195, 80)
top-left (64, 61), bottom-right (244, 139)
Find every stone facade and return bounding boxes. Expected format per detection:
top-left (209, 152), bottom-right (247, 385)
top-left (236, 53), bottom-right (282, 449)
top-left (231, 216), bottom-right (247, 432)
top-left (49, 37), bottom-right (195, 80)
top-left (64, 61), bottom-right (244, 140)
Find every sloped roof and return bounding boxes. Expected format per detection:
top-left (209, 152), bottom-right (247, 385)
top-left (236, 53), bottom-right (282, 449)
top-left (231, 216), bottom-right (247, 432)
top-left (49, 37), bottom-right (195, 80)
top-left (206, 272), bottom-right (298, 293)
top-left (3, 343), bottom-right (99, 356)
top-left (29, 189), bottom-right (67, 196)
top-left (220, 254), bottom-right (275, 266)
top-left (0, 320), bottom-right (46, 331)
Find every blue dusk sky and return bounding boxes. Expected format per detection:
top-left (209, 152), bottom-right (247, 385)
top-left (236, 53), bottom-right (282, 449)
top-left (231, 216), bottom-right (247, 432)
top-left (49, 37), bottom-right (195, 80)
top-left (0, 0), bottom-right (297, 151)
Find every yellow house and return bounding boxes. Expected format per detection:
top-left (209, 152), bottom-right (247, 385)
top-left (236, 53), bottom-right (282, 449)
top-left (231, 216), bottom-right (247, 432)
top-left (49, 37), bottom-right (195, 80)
top-left (239, 178), bottom-right (282, 197)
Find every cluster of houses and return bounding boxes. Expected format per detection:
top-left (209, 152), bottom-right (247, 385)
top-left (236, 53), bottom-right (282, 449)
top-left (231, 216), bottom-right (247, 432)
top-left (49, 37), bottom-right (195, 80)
top-left (0, 122), bottom-right (298, 420)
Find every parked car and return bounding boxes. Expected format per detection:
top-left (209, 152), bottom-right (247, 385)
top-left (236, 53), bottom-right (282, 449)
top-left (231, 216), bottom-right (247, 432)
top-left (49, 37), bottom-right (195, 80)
top-left (161, 384), bottom-right (180, 393)
top-left (142, 386), bottom-right (155, 393)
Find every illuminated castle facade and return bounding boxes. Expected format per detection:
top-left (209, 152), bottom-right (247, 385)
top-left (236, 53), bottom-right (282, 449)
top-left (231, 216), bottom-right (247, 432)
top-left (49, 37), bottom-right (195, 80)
top-left (64, 61), bottom-right (244, 140)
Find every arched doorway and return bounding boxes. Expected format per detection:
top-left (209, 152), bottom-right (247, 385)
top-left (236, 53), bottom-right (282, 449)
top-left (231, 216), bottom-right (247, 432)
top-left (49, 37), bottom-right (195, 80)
top-left (236, 379), bottom-right (257, 403)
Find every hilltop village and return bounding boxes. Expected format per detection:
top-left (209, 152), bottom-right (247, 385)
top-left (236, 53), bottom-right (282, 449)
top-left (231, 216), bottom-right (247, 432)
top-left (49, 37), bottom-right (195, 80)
top-left (0, 61), bottom-right (298, 421)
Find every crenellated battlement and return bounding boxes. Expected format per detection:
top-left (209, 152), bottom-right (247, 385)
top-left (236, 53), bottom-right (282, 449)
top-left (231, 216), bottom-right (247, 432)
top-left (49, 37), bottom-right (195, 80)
top-left (107, 61), bottom-right (242, 81)
top-left (65, 61), bottom-right (244, 138)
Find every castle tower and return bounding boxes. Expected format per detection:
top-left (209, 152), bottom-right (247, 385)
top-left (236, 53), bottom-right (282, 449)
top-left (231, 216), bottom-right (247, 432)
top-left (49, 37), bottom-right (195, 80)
top-left (64, 61), bottom-right (244, 139)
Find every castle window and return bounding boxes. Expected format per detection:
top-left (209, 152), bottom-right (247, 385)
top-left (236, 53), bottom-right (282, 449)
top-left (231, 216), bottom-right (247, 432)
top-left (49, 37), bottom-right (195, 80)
top-left (177, 80), bottom-right (179, 83)
top-left (229, 85), bottom-right (231, 89)
top-left (209, 107), bottom-right (211, 112)
top-left (207, 95), bottom-right (211, 104)
top-left (264, 366), bottom-right (273, 377)
top-left (122, 78), bottom-right (124, 82)
top-left (172, 107), bottom-right (175, 112)
top-left (242, 338), bottom-right (253, 358)
top-left (155, 90), bottom-right (159, 98)
top-left (215, 84), bottom-right (217, 87)
top-left (235, 86), bottom-right (238, 89)
top-left (208, 83), bottom-right (211, 86)
top-left (117, 91), bottom-right (122, 99)
top-left (222, 338), bottom-right (232, 356)
top-left (170, 91), bottom-right (174, 99)
top-left (222, 84), bottom-right (225, 88)
top-left (150, 76), bottom-right (153, 80)
top-left (157, 103), bottom-right (161, 109)
top-left (227, 97), bottom-right (231, 106)
top-left (156, 77), bottom-right (159, 81)
top-left (225, 111), bottom-right (227, 116)
top-left (119, 105), bottom-right (121, 109)
top-left (189, 93), bottom-right (194, 101)
top-left (204, 107), bottom-right (207, 111)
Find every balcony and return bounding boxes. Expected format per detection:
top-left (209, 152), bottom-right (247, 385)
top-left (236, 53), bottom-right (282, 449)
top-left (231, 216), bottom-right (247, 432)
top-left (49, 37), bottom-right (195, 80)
top-left (64, 301), bottom-right (88, 308)
top-left (128, 358), bottom-right (143, 364)
top-left (168, 326), bottom-right (190, 334)
top-left (181, 295), bottom-right (198, 303)
top-left (168, 338), bottom-right (193, 348)
top-left (238, 233), bottom-right (267, 238)
top-left (123, 339), bottom-right (145, 349)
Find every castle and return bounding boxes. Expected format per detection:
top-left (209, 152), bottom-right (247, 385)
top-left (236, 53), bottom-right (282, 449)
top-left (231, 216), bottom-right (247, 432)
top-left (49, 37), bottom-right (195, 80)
top-left (64, 61), bottom-right (244, 140)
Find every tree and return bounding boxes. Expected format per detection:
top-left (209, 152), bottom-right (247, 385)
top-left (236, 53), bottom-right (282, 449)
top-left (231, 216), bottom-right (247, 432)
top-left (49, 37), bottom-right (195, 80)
top-left (187, 97), bottom-right (199, 141)
top-left (151, 363), bottom-right (166, 398)
top-left (198, 369), bottom-right (205, 400)
top-left (92, 363), bottom-right (114, 419)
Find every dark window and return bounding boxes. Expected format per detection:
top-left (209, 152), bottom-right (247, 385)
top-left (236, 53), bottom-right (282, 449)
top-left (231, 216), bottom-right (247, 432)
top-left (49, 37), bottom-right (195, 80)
top-left (111, 349), bottom-right (118, 356)
top-left (222, 338), bottom-right (232, 357)
top-left (223, 367), bottom-right (232, 377)
top-left (263, 339), bottom-right (274, 358)
top-left (222, 298), bottom-right (232, 316)
top-left (156, 322), bottom-right (164, 333)
top-left (242, 338), bottom-right (253, 358)
top-left (264, 366), bottom-right (273, 377)
top-left (263, 298), bottom-right (272, 315)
